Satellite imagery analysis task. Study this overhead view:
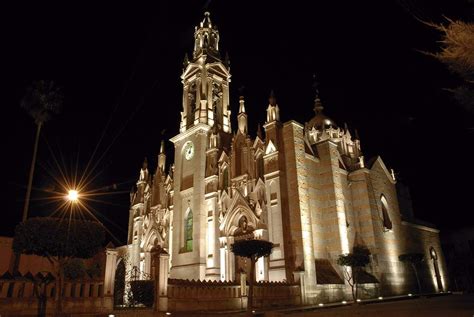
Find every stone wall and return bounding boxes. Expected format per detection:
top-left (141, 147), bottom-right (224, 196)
top-left (0, 278), bottom-right (112, 316)
top-left (401, 221), bottom-right (449, 293)
top-left (315, 283), bottom-right (379, 302)
top-left (253, 281), bottom-right (301, 308)
top-left (167, 279), bottom-right (244, 311)
top-left (166, 278), bottom-right (300, 312)
top-left (369, 158), bottom-right (406, 295)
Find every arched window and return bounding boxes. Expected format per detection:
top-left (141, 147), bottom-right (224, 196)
top-left (380, 195), bottom-right (393, 231)
top-left (185, 208), bottom-right (193, 252)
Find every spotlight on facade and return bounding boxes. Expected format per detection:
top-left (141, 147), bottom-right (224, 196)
top-left (318, 303), bottom-right (324, 307)
top-left (252, 310), bottom-right (256, 314)
top-left (165, 313), bottom-right (172, 316)
top-left (108, 315), bottom-right (115, 317)
top-left (356, 299), bottom-right (361, 302)
top-left (342, 301), bottom-right (347, 304)
top-left (408, 293), bottom-right (413, 297)
top-left (378, 296), bottom-right (383, 300)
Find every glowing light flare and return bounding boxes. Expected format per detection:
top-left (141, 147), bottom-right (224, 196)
top-left (67, 189), bottom-right (79, 202)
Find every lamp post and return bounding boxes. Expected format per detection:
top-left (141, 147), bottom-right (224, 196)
top-left (67, 189), bottom-right (79, 202)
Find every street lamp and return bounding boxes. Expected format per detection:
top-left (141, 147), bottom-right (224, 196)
top-left (67, 189), bottom-right (79, 202)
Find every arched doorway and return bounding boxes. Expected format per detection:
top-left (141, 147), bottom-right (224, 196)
top-left (113, 259), bottom-right (126, 307)
top-left (219, 195), bottom-right (268, 282)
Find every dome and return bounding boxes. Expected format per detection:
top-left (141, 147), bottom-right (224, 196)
top-left (307, 97), bottom-right (337, 130)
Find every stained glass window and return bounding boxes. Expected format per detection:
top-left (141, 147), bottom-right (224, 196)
top-left (185, 209), bottom-right (193, 251)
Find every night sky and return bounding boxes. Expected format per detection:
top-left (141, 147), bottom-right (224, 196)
top-left (2, 1), bottom-right (473, 243)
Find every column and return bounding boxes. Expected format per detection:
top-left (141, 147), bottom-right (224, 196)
top-left (153, 250), bottom-right (170, 312)
top-left (104, 248), bottom-right (118, 296)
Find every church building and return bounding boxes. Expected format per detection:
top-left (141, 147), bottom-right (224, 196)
top-left (105, 12), bottom-right (448, 304)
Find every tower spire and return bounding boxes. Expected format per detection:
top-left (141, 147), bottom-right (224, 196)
top-left (239, 95), bottom-right (246, 114)
top-left (312, 74), bottom-right (324, 114)
top-left (160, 140), bottom-right (165, 154)
top-left (138, 157), bottom-right (149, 182)
top-left (238, 95), bottom-right (248, 134)
top-left (266, 90), bottom-right (280, 123)
top-left (193, 11), bottom-right (220, 60)
top-left (238, 86), bottom-right (246, 114)
top-left (269, 90), bottom-right (277, 106)
top-left (158, 131), bottom-right (166, 172)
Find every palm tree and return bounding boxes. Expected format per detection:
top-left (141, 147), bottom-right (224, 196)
top-left (20, 80), bottom-right (62, 222)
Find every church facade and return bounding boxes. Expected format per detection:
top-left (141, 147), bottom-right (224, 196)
top-left (105, 12), bottom-right (448, 304)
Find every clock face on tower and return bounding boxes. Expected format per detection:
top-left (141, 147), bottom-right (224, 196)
top-left (184, 141), bottom-right (195, 160)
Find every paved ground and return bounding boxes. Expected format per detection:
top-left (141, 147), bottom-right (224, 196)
top-left (278, 294), bottom-right (474, 317)
top-left (166, 294), bottom-right (474, 317)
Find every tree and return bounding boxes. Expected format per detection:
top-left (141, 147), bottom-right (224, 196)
top-left (20, 80), bottom-right (63, 222)
top-left (337, 245), bottom-right (371, 302)
top-left (63, 258), bottom-right (86, 280)
top-left (427, 18), bottom-right (474, 113)
top-left (13, 217), bottom-right (105, 316)
top-left (231, 239), bottom-right (273, 314)
top-left (399, 253), bottom-right (424, 294)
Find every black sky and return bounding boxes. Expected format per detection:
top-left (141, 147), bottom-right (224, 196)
top-left (2, 1), bottom-right (473, 242)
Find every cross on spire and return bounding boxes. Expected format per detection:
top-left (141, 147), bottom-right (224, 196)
top-left (312, 73), bottom-right (324, 114)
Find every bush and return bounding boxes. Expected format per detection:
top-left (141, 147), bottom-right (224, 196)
top-left (129, 280), bottom-right (154, 307)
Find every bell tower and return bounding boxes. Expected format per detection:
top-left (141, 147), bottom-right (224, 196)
top-left (179, 11), bottom-right (232, 134)
top-left (170, 12), bottom-right (231, 280)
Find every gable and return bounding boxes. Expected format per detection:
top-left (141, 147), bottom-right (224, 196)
top-left (369, 156), bottom-right (396, 184)
top-left (219, 189), bottom-right (259, 236)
